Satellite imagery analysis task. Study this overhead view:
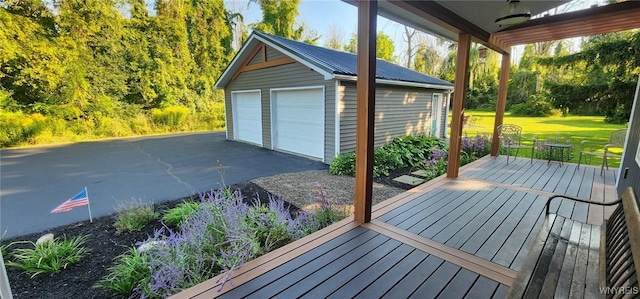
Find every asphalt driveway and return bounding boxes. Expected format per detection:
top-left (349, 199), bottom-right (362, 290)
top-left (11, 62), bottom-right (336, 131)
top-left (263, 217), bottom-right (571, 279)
top-left (0, 132), bottom-right (327, 238)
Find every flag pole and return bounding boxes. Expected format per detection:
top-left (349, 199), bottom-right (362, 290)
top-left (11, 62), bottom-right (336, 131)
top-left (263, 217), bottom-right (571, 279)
top-left (85, 187), bottom-right (93, 223)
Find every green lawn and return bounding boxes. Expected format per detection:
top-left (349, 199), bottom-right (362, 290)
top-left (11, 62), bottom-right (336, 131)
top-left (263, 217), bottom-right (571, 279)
top-left (455, 110), bottom-right (627, 167)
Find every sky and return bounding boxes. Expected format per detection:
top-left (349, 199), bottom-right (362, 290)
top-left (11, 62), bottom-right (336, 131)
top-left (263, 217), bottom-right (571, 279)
top-left (227, 0), bottom-right (606, 66)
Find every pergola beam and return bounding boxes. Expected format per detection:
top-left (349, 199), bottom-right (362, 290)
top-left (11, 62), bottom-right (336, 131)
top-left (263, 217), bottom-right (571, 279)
top-left (491, 1), bottom-right (640, 46)
top-left (353, 0), bottom-right (377, 223)
top-left (446, 32), bottom-right (471, 178)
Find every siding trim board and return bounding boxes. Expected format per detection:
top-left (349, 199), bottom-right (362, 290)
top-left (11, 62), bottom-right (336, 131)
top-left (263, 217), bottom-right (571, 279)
top-left (335, 80), bottom-right (341, 158)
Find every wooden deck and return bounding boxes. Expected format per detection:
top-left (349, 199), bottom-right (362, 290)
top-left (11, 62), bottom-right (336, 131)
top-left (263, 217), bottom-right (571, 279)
top-left (172, 156), bottom-right (619, 298)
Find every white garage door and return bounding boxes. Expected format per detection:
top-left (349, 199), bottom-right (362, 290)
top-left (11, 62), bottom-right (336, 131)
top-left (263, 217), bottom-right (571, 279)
top-left (272, 88), bottom-right (324, 159)
top-left (232, 91), bottom-right (262, 145)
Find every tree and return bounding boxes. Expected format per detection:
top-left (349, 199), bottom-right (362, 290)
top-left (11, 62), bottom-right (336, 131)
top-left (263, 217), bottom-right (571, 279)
top-left (323, 23), bottom-right (345, 50)
top-left (413, 42), bottom-right (441, 76)
top-left (376, 32), bottom-right (395, 62)
top-left (343, 32), bottom-right (396, 62)
top-left (541, 31), bottom-right (640, 123)
top-left (249, 0), bottom-right (303, 40)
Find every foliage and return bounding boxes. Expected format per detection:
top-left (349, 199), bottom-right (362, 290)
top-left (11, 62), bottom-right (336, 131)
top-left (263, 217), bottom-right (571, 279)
top-left (329, 152), bottom-right (356, 176)
top-left (461, 134), bottom-right (492, 163)
top-left (249, 0), bottom-right (304, 40)
top-left (510, 94), bottom-right (561, 117)
top-left (0, 0), bottom-right (233, 147)
top-left (244, 198), bottom-right (305, 256)
top-left (162, 201), bottom-right (202, 227)
top-left (0, 111), bottom-right (47, 146)
top-left (539, 31), bottom-right (640, 123)
top-left (93, 247), bottom-right (151, 298)
top-left (420, 149), bottom-right (448, 180)
top-left (375, 32), bottom-right (396, 63)
top-left (151, 106), bottom-right (190, 128)
top-left (343, 31), bottom-right (397, 62)
top-left (328, 136), bottom-right (448, 177)
top-left (114, 199), bottom-right (159, 234)
top-left (5, 234), bottom-right (90, 277)
top-left (302, 184), bottom-right (349, 233)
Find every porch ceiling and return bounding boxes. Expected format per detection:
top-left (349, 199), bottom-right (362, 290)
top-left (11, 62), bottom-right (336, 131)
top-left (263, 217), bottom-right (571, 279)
top-left (346, 0), bottom-right (640, 54)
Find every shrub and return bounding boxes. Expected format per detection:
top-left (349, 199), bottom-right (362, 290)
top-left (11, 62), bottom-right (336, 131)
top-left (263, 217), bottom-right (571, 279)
top-left (5, 234), bottom-right (90, 277)
top-left (151, 106), bottom-right (190, 128)
top-left (510, 94), bottom-right (561, 117)
top-left (329, 152), bottom-right (356, 176)
top-left (461, 134), bottom-right (492, 164)
top-left (244, 198), bottom-right (305, 255)
top-left (329, 135), bottom-right (448, 177)
top-left (114, 199), bottom-right (159, 234)
top-left (419, 149), bottom-right (448, 180)
top-left (162, 201), bottom-right (202, 227)
top-left (0, 111), bottom-right (47, 146)
top-left (301, 184), bottom-right (348, 233)
top-left (94, 247), bottom-right (150, 297)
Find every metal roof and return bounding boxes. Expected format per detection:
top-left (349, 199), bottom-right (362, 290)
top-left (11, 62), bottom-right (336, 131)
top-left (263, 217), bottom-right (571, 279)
top-left (215, 31), bottom-right (453, 89)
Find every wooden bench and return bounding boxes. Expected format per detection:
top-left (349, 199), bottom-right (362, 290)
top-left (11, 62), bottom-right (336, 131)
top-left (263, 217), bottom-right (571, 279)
top-left (507, 187), bottom-right (640, 298)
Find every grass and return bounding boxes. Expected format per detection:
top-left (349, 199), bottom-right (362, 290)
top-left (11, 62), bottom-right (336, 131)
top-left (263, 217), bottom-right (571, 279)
top-left (113, 199), bottom-right (160, 234)
top-left (457, 110), bottom-right (627, 166)
top-left (4, 234), bottom-right (91, 278)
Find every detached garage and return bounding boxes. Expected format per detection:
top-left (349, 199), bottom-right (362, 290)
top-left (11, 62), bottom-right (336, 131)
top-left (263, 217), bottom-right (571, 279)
top-left (215, 31), bottom-right (454, 163)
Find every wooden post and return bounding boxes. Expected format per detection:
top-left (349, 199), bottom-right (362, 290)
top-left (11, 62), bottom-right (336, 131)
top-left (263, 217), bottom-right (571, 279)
top-left (491, 53), bottom-right (511, 156)
top-left (446, 33), bottom-right (471, 178)
top-left (353, 0), bottom-right (377, 223)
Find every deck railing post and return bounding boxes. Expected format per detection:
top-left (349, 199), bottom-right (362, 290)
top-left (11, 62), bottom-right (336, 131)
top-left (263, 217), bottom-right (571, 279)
top-left (447, 32), bottom-right (471, 178)
top-left (491, 53), bottom-right (511, 156)
top-left (354, 0), bottom-right (377, 223)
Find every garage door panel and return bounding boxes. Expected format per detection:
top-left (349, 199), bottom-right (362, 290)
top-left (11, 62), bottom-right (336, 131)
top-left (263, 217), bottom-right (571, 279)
top-left (233, 92), bottom-right (262, 145)
top-left (272, 88), bottom-right (324, 159)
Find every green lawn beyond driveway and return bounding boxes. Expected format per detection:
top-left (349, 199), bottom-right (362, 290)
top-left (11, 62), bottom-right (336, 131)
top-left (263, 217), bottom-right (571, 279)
top-left (455, 110), bottom-right (628, 167)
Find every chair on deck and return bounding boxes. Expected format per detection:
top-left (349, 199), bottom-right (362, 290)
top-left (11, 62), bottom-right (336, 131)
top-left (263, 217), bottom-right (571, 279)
top-left (578, 128), bottom-right (626, 175)
top-left (497, 124), bottom-right (531, 164)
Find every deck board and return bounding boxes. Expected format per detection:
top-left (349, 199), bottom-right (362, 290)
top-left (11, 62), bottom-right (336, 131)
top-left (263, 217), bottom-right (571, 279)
top-left (409, 262), bottom-right (462, 298)
top-left (356, 249), bottom-right (427, 298)
top-left (436, 268), bottom-right (479, 298)
top-left (466, 276), bottom-right (500, 298)
top-left (475, 192), bottom-right (536, 261)
top-left (383, 255), bottom-right (446, 298)
top-left (492, 194), bottom-right (547, 268)
top-left (174, 158), bottom-right (618, 299)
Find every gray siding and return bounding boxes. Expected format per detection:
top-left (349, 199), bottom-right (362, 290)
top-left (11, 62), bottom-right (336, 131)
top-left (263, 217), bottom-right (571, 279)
top-left (225, 61), bottom-right (335, 162)
top-left (339, 82), bottom-right (444, 153)
top-left (617, 76), bottom-right (640, 195)
top-left (248, 51), bottom-right (263, 65)
top-left (266, 46), bottom-right (286, 60)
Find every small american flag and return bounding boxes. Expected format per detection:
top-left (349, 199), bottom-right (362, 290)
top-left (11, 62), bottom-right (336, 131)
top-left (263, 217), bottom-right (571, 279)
top-left (51, 188), bottom-right (89, 213)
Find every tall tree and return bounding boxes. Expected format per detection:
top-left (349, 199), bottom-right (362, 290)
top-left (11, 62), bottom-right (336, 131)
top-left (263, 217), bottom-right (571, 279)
top-left (413, 42), bottom-right (441, 76)
top-left (344, 32), bottom-right (396, 62)
top-left (249, 0), bottom-right (303, 40)
top-left (376, 31), bottom-right (395, 62)
top-left (324, 23), bottom-right (345, 50)
top-left (541, 31), bottom-right (640, 123)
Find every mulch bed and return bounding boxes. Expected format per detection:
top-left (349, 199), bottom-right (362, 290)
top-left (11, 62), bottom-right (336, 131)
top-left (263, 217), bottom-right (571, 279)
top-left (2, 182), bottom-right (288, 299)
top-left (3, 172), bottom-right (412, 299)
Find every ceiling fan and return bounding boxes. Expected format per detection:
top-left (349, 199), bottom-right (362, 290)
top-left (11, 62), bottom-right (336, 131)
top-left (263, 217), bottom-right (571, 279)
top-left (495, 0), bottom-right (532, 26)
